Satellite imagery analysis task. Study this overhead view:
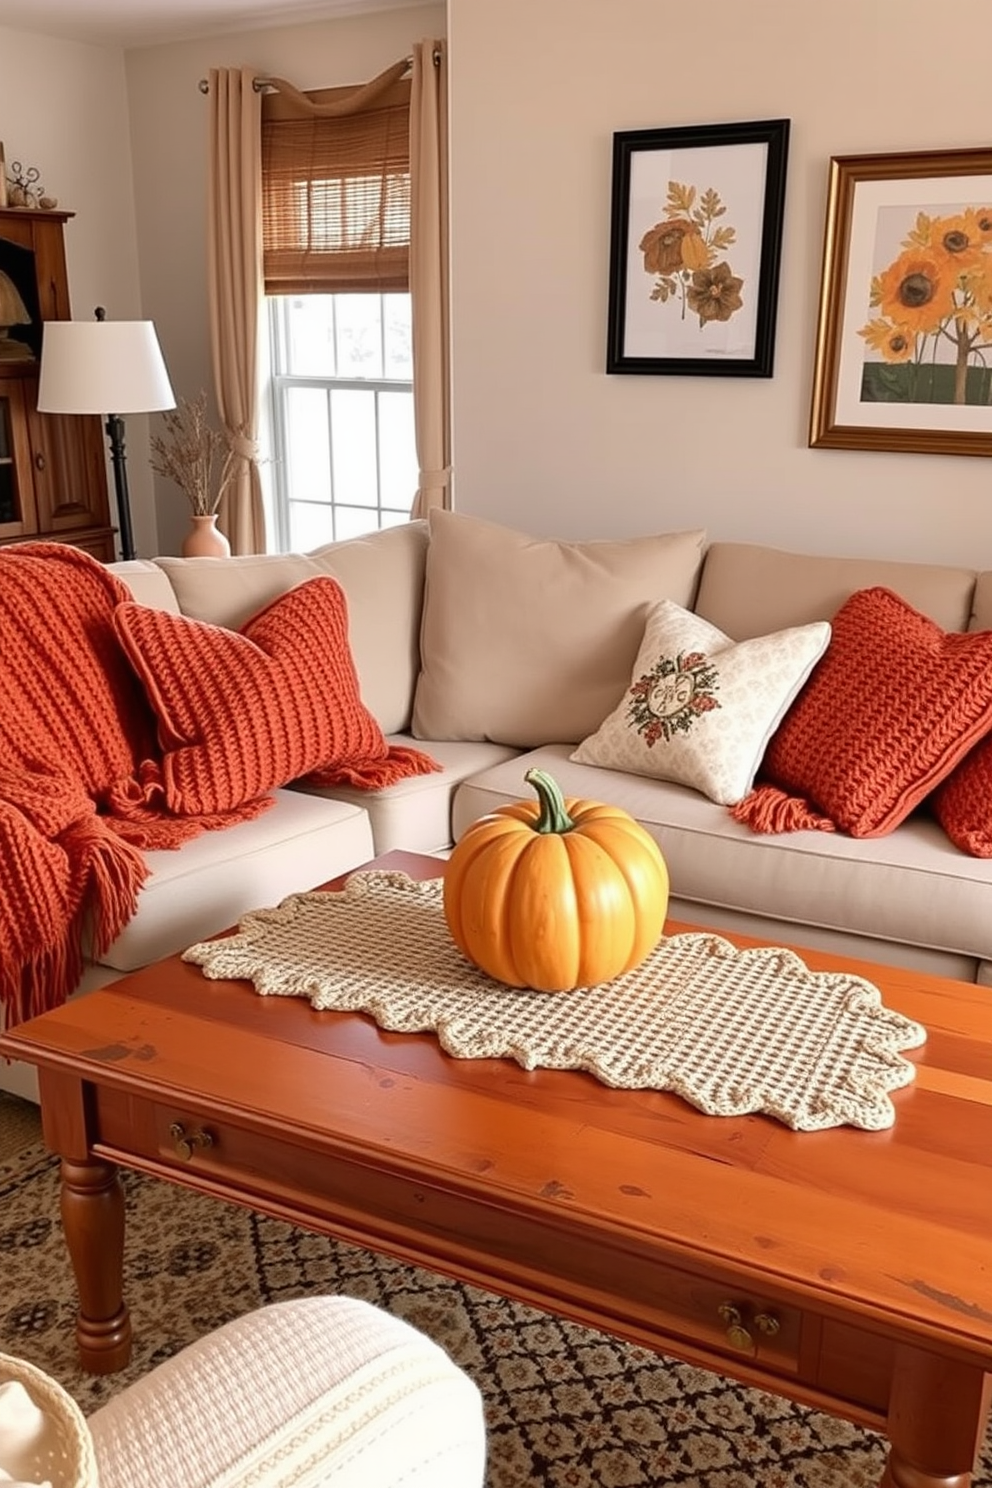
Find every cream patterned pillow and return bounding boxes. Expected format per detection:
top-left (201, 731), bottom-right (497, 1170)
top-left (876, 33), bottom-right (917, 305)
top-left (571, 600), bottom-right (831, 805)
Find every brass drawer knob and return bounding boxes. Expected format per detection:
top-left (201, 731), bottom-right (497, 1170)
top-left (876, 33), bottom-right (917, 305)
top-left (717, 1302), bottom-right (753, 1350)
top-left (169, 1121), bottom-right (213, 1161)
top-left (717, 1302), bottom-right (781, 1349)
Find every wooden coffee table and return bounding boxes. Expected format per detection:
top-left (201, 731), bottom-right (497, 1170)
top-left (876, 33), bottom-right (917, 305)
top-left (2, 849), bottom-right (990, 1487)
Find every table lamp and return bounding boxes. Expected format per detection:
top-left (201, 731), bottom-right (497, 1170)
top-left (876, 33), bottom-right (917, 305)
top-left (37, 308), bottom-right (175, 561)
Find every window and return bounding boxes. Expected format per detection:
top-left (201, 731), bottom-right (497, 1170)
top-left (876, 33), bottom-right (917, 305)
top-left (267, 291), bottom-right (416, 550)
top-left (261, 72), bottom-right (416, 551)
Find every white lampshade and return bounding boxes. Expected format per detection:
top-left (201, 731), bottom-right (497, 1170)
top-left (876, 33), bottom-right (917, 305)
top-left (37, 319), bottom-right (175, 415)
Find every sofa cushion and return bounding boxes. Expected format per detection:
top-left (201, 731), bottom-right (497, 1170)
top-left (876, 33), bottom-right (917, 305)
top-left (154, 549), bottom-right (321, 627)
top-left (733, 587), bottom-right (992, 838)
top-left (155, 521), bottom-right (428, 734)
top-left (297, 735), bottom-right (520, 855)
top-left (412, 509), bottom-right (707, 747)
top-left (694, 542), bottom-right (976, 638)
top-left (113, 578), bottom-right (437, 818)
top-left (571, 600), bottom-right (829, 805)
top-left (98, 788), bottom-right (374, 972)
top-left (451, 745), bottom-right (992, 971)
top-left (931, 735), bottom-right (992, 857)
top-left (307, 523), bottom-right (428, 734)
top-left (970, 570), bottom-right (992, 632)
top-left (107, 559), bottom-right (182, 613)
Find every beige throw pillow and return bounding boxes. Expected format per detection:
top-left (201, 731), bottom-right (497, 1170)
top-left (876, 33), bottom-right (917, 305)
top-left (571, 600), bottom-right (831, 805)
top-left (412, 509), bottom-right (707, 746)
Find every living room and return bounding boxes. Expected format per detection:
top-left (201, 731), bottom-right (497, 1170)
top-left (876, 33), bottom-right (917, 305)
top-left (2, 2), bottom-right (991, 1486)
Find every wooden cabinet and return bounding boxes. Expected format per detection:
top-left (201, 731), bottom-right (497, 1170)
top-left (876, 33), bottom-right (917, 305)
top-left (0, 208), bottom-right (115, 560)
top-left (0, 382), bottom-right (39, 537)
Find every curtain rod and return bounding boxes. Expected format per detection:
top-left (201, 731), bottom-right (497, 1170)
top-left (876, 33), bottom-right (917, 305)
top-left (198, 75), bottom-right (268, 94)
top-left (197, 53), bottom-right (438, 96)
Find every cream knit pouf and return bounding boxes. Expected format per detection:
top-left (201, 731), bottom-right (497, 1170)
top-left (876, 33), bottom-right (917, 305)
top-left (0, 1351), bottom-right (97, 1488)
top-left (88, 1297), bottom-right (487, 1488)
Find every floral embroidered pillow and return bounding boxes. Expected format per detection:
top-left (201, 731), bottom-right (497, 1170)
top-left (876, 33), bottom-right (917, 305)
top-left (571, 600), bottom-right (831, 806)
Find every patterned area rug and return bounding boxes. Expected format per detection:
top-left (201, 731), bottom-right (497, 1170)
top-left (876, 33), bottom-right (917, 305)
top-left (2, 1097), bottom-right (990, 1488)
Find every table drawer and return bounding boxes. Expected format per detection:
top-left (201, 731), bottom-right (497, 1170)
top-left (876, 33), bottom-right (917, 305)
top-left (93, 1087), bottom-right (804, 1382)
top-left (640, 1270), bottom-right (802, 1374)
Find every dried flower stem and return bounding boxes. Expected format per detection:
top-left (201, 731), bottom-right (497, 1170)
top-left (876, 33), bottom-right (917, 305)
top-left (149, 391), bottom-right (237, 516)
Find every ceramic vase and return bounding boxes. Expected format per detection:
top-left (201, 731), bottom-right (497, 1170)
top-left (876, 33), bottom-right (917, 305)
top-left (181, 514), bottom-right (231, 558)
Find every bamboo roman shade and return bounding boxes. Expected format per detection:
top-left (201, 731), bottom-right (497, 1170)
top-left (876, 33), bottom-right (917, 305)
top-left (261, 76), bottom-right (412, 295)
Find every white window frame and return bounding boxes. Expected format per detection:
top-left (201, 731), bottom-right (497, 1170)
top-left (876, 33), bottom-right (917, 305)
top-left (266, 292), bottom-right (414, 552)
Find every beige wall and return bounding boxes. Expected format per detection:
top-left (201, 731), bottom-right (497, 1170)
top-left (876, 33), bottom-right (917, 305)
top-left (0, 24), bottom-right (156, 555)
top-left (124, 2), bottom-right (444, 556)
top-left (447, 0), bottom-right (992, 565)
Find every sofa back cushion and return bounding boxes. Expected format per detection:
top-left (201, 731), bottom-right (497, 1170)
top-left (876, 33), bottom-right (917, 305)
top-left (154, 521), bottom-right (428, 735)
top-left (695, 542), bottom-right (976, 638)
top-left (970, 570), bottom-right (992, 631)
top-left (154, 550), bottom-right (321, 628)
top-left (107, 559), bottom-right (182, 613)
top-left (412, 509), bottom-right (707, 747)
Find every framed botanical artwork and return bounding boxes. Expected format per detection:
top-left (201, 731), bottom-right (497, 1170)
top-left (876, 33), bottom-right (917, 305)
top-left (809, 147), bottom-right (992, 457)
top-left (606, 118), bottom-right (790, 378)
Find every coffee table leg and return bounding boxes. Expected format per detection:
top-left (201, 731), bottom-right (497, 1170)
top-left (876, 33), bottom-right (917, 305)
top-left (60, 1157), bottom-right (132, 1374)
top-left (882, 1345), bottom-right (989, 1487)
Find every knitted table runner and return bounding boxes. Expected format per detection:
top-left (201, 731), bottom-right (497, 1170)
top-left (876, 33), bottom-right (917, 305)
top-left (183, 871), bottom-right (927, 1132)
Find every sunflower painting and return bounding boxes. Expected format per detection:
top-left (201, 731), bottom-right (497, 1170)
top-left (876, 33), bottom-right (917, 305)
top-left (639, 182), bottom-right (745, 330)
top-left (858, 205), bottom-right (992, 406)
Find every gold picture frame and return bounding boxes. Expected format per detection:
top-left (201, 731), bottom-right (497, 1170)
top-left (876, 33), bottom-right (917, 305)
top-left (809, 147), bottom-right (992, 457)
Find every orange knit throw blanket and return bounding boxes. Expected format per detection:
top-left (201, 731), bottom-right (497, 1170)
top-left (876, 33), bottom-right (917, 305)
top-left (0, 544), bottom-right (266, 1026)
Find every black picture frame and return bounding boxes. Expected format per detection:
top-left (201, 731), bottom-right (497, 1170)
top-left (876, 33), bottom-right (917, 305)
top-left (606, 118), bottom-right (790, 377)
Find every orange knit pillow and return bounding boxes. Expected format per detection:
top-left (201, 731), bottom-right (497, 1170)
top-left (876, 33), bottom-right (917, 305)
top-left (931, 735), bottom-right (992, 856)
top-left (732, 587), bottom-right (992, 839)
top-left (113, 577), bottom-right (438, 817)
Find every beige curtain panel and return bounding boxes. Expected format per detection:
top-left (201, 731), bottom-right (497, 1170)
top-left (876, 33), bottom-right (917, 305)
top-left (410, 39), bottom-right (451, 520)
top-left (207, 65), bottom-right (267, 554)
top-left (209, 46), bottom-right (450, 550)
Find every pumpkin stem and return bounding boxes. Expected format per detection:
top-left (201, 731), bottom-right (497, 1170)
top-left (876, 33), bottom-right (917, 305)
top-left (525, 768), bottom-right (575, 835)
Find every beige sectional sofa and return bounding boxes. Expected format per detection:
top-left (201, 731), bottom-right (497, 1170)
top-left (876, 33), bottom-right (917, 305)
top-left (5, 508), bottom-right (992, 1100)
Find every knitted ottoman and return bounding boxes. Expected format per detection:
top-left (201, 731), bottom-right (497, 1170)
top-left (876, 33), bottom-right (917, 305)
top-left (0, 1351), bottom-right (96, 1488)
top-left (88, 1297), bottom-right (487, 1488)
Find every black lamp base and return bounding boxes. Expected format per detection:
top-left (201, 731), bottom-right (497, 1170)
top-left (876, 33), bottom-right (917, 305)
top-left (104, 413), bottom-right (136, 562)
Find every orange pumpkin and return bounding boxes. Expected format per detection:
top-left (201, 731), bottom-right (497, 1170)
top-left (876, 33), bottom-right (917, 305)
top-left (443, 767), bottom-right (669, 991)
